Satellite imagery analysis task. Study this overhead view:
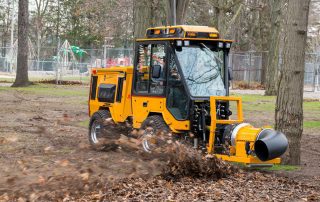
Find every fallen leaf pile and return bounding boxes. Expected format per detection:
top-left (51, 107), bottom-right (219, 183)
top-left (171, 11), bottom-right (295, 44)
top-left (36, 79), bottom-right (83, 85)
top-left (2, 170), bottom-right (319, 201)
top-left (161, 143), bottom-right (236, 180)
top-left (83, 173), bottom-right (320, 201)
top-left (1, 122), bottom-right (320, 201)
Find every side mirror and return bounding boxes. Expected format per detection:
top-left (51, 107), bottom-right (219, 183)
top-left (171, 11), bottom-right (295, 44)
top-left (152, 65), bottom-right (162, 79)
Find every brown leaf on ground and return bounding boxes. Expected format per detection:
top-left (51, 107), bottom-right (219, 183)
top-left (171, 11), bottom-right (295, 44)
top-left (80, 172), bottom-right (90, 181)
top-left (0, 137), bottom-right (7, 144)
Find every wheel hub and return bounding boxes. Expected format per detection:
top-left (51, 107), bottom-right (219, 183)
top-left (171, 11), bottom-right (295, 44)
top-left (91, 122), bottom-right (101, 144)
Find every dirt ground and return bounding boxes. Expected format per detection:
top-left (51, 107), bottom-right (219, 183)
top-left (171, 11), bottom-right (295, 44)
top-left (0, 84), bottom-right (319, 201)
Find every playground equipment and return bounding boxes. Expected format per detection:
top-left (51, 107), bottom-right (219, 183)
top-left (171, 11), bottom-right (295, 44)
top-left (55, 40), bottom-right (78, 82)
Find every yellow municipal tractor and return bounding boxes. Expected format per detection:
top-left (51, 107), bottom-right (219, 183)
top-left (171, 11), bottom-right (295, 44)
top-left (88, 25), bottom-right (288, 165)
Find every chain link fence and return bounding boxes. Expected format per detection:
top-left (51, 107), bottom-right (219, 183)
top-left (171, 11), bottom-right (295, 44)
top-left (304, 53), bottom-right (320, 92)
top-left (229, 51), bottom-right (320, 92)
top-left (229, 52), bottom-right (265, 89)
top-left (0, 47), bottom-right (134, 83)
top-left (0, 46), bottom-right (319, 91)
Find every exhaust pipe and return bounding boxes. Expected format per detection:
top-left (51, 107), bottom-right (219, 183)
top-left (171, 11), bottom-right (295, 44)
top-left (254, 129), bottom-right (288, 161)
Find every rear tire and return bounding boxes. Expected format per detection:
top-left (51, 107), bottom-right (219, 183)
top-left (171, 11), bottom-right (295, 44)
top-left (88, 110), bottom-right (111, 146)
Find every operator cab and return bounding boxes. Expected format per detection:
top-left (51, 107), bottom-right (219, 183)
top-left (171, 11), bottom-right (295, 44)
top-left (133, 25), bottom-right (232, 122)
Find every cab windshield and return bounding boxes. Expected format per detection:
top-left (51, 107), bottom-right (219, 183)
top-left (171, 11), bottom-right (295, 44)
top-left (175, 43), bottom-right (226, 97)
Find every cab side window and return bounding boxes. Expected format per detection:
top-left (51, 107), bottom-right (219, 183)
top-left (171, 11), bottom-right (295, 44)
top-left (150, 44), bottom-right (165, 94)
top-left (135, 43), bottom-right (165, 95)
top-left (136, 44), bottom-right (151, 93)
top-left (167, 53), bottom-right (189, 120)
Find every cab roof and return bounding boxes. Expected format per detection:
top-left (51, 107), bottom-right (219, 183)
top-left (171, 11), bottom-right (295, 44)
top-left (149, 25), bottom-right (219, 34)
top-left (137, 25), bottom-right (232, 43)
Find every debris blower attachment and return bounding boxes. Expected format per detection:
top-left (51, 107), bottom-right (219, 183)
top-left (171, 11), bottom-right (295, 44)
top-left (217, 123), bottom-right (288, 164)
top-left (210, 97), bottom-right (288, 165)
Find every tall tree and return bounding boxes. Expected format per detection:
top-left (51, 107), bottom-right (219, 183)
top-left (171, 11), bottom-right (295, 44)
top-left (258, 0), bottom-right (271, 85)
top-left (12, 0), bottom-right (30, 87)
top-left (133, 0), bottom-right (166, 39)
top-left (0, 0), bottom-right (15, 56)
top-left (133, 0), bottom-right (153, 38)
top-left (265, 0), bottom-right (282, 95)
top-left (275, 0), bottom-right (311, 165)
top-left (33, 0), bottom-right (50, 69)
top-left (166, 0), bottom-right (189, 25)
top-left (211, 0), bottom-right (243, 38)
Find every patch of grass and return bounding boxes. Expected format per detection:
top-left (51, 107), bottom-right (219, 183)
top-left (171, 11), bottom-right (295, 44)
top-left (244, 103), bottom-right (275, 112)
top-left (304, 121), bottom-right (320, 128)
top-left (0, 76), bottom-right (90, 83)
top-left (304, 101), bottom-right (320, 111)
top-left (0, 83), bottom-right (87, 97)
top-left (78, 119), bottom-right (89, 128)
top-left (62, 76), bottom-right (90, 83)
top-left (230, 93), bottom-right (275, 112)
top-left (263, 165), bottom-right (300, 171)
top-left (231, 93), bottom-right (275, 103)
top-left (231, 163), bottom-right (299, 172)
top-left (0, 78), bottom-right (14, 82)
top-left (231, 93), bottom-right (320, 114)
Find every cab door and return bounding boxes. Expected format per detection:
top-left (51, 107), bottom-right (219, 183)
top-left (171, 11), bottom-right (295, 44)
top-left (131, 41), bottom-right (167, 128)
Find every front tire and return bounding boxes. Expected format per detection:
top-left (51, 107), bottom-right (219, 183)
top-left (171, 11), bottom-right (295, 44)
top-left (140, 115), bottom-right (170, 153)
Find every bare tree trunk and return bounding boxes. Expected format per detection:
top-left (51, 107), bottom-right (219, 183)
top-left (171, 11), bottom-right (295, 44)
top-left (12, 0), bottom-right (30, 87)
top-left (265, 0), bottom-right (282, 95)
top-left (176, 0), bottom-right (189, 24)
top-left (133, 0), bottom-right (167, 39)
top-left (212, 0), bottom-right (243, 38)
top-left (34, 0), bottom-right (50, 71)
top-left (166, 0), bottom-right (189, 25)
top-left (133, 0), bottom-right (153, 38)
top-left (275, 0), bottom-right (310, 165)
top-left (56, 0), bottom-right (61, 43)
top-left (259, 0), bottom-right (271, 85)
top-left (217, 0), bottom-right (226, 37)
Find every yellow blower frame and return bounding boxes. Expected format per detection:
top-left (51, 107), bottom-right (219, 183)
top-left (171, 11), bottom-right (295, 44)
top-left (208, 97), bottom-right (280, 164)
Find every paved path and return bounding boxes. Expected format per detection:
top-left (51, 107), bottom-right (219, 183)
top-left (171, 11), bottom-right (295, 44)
top-left (0, 83), bottom-right (12, 87)
top-left (0, 75), bottom-right (14, 79)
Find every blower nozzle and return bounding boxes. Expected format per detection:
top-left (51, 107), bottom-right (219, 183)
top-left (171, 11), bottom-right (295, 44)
top-left (254, 129), bottom-right (288, 161)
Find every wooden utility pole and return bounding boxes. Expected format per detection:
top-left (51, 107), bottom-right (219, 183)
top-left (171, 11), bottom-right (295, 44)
top-left (275, 0), bottom-right (311, 165)
top-left (12, 0), bottom-right (30, 87)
